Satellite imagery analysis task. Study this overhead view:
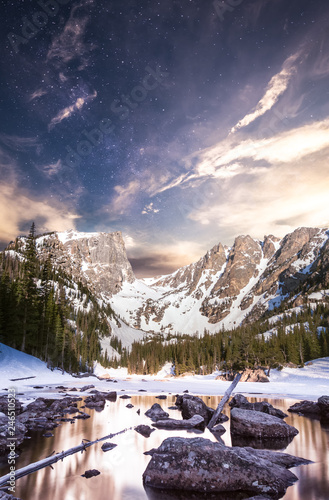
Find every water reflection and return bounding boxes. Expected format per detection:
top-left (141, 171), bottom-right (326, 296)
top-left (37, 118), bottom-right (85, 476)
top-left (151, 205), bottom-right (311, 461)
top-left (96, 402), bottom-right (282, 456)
top-left (0, 395), bottom-right (328, 500)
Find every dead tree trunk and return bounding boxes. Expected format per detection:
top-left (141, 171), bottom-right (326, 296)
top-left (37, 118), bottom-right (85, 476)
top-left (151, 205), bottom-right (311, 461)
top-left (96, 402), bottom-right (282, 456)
top-left (0, 426), bottom-right (135, 489)
top-left (207, 372), bottom-right (242, 429)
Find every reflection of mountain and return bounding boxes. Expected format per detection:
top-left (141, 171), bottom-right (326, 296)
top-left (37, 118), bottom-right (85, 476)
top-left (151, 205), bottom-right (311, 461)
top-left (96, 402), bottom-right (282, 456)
top-left (7, 226), bottom-right (329, 338)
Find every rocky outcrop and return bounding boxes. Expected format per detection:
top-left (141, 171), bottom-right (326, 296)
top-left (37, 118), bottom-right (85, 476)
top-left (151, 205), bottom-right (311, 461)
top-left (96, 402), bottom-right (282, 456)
top-left (288, 395), bottom-right (329, 421)
top-left (217, 369), bottom-right (269, 383)
top-left (230, 408), bottom-right (298, 440)
top-left (29, 230), bottom-right (135, 296)
top-left (175, 394), bottom-right (215, 425)
top-left (229, 394), bottom-right (287, 418)
top-left (143, 437), bottom-right (310, 499)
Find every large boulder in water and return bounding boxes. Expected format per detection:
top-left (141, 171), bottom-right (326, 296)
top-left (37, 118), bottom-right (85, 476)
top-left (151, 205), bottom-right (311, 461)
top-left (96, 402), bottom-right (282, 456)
top-left (229, 394), bottom-right (287, 419)
top-left (230, 408), bottom-right (298, 440)
top-left (143, 437), bottom-right (310, 499)
top-left (175, 394), bottom-right (215, 424)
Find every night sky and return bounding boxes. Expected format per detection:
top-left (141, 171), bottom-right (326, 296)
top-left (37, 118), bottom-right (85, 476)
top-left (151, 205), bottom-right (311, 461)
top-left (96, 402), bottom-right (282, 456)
top-left (0, 0), bottom-right (329, 276)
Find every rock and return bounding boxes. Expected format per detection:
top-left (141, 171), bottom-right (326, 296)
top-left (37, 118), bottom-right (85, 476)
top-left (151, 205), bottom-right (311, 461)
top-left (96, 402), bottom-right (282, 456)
top-left (168, 406), bottom-right (178, 410)
top-left (120, 394), bottom-right (131, 399)
top-left (101, 442), bottom-right (117, 452)
top-left (318, 396), bottom-right (329, 421)
top-left (143, 437), bottom-right (311, 498)
top-left (81, 469), bottom-right (101, 478)
top-left (230, 408), bottom-right (298, 440)
top-left (126, 404), bottom-right (134, 408)
top-left (80, 385), bottom-right (95, 392)
top-left (229, 394), bottom-right (287, 419)
top-left (104, 391), bottom-right (117, 402)
top-left (288, 400), bottom-right (321, 417)
top-left (175, 395), bottom-right (214, 425)
top-left (209, 423), bottom-right (226, 437)
top-left (217, 369), bottom-right (269, 383)
top-left (43, 432), bottom-right (54, 437)
top-left (152, 415), bottom-right (205, 430)
top-left (145, 403), bottom-right (169, 422)
top-left (84, 393), bottom-right (106, 410)
top-left (135, 425), bottom-right (155, 438)
top-left (155, 395), bottom-right (167, 400)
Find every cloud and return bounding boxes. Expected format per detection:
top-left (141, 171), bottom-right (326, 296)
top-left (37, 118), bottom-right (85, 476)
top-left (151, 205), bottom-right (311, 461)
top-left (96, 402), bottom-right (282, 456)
top-left (41, 160), bottom-right (62, 177)
top-left (188, 148), bottom-right (329, 242)
top-left (47, 0), bottom-right (96, 70)
top-left (0, 134), bottom-right (42, 154)
top-left (141, 202), bottom-right (160, 215)
top-left (231, 52), bottom-right (301, 133)
top-left (127, 239), bottom-right (206, 278)
top-left (28, 89), bottom-right (47, 101)
top-left (107, 180), bottom-right (142, 217)
top-left (0, 181), bottom-right (80, 245)
top-left (48, 91), bottom-right (97, 130)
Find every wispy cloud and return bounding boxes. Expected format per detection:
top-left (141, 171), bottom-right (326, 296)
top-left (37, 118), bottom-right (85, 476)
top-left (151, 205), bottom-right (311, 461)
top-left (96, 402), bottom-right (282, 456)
top-left (28, 89), bottom-right (48, 102)
top-left (0, 134), bottom-right (42, 154)
top-left (48, 91), bottom-right (97, 130)
top-left (47, 0), bottom-right (96, 70)
top-left (231, 52), bottom-right (301, 133)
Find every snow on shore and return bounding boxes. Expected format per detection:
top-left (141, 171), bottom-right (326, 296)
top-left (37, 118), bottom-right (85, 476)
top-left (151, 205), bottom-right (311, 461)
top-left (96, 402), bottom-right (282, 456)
top-left (1, 343), bottom-right (329, 402)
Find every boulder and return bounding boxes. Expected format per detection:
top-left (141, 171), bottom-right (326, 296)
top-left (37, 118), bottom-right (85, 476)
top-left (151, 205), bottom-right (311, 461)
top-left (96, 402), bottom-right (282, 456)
top-left (152, 415), bottom-right (205, 430)
top-left (80, 385), bottom-right (95, 392)
top-left (143, 437), bottom-right (310, 499)
top-left (288, 400), bottom-right (321, 417)
top-left (318, 396), bottom-right (329, 421)
top-left (230, 408), bottom-right (298, 440)
top-left (216, 369), bottom-right (269, 383)
top-left (175, 395), bottom-right (214, 424)
top-left (229, 394), bottom-right (287, 419)
top-left (145, 403), bottom-right (169, 422)
top-left (135, 425), bottom-right (155, 438)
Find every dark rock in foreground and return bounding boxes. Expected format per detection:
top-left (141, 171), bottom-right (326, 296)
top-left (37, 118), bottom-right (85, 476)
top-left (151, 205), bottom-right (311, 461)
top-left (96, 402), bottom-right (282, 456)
top-left (135, 425), bottom-right (155, 438)
top-left (145, 403), bottom-right (169, 422)
top-left (81, 469), bottom-right (101, 478)
top-left (152, 415), bottom-right (204, 430)
top-left (143, 437), bottom-right (311, 499)
top-left (230, 408), bottom-right (298, 440)
top-left (229, 395), bottom-right (287, 419)
top-left (175, 394), bottom-right (214, 424)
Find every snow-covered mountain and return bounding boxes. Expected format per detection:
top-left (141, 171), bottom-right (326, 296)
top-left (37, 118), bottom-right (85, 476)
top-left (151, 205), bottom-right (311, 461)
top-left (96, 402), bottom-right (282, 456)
top-left (7, 226), bottom-right (329, 338)
top-left (111, 227), bottom-right (329, 334)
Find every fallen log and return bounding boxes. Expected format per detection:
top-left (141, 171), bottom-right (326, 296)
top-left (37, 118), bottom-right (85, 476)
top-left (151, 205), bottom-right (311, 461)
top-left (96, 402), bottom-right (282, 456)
top-left (9, 376), bottom-right (36, 381)
top-left (207, 372), bottom-right (242, 429)
top-left (0, 426), bottom-right (135, 488)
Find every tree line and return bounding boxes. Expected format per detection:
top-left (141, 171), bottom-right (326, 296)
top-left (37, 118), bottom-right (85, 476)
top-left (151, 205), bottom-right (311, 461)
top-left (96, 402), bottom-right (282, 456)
top-left (0, 224), bottom-right (114, 373)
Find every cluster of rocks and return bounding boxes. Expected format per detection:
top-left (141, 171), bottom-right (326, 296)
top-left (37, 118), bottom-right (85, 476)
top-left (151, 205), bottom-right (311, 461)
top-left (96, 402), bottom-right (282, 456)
top-left (217, 368), bottom-right (270, 383)
top-left (0, 389), bottom-right (118, 458)
top-left (288, 395), bottom-right (329, 422)
top-left (142, 392), bottom-right (318, 498)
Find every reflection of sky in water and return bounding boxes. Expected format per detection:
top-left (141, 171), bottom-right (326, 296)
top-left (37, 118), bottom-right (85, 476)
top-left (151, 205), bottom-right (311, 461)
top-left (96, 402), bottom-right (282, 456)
top-left (5, 396), bottom-right (329, 500)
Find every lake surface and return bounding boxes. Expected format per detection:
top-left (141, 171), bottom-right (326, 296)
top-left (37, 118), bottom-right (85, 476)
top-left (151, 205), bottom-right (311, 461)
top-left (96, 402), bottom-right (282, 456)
top-left (1, 394), bottom-right (329, 500)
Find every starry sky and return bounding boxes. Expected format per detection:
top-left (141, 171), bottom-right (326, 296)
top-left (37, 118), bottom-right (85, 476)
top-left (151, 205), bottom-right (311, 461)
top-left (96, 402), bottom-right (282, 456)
top-left (1, 0), bottom-right (329, 277)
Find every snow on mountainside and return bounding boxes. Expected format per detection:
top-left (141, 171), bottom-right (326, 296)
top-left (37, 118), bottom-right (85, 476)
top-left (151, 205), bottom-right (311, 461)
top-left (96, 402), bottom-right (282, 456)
top-left (111, 227), bottom-right (329, 335)
top-left (6, 226), bottom-right (329, 340)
